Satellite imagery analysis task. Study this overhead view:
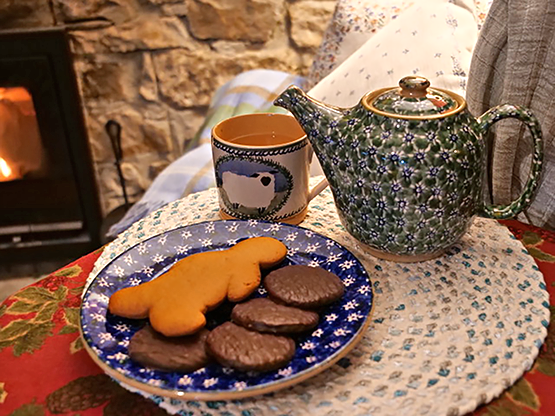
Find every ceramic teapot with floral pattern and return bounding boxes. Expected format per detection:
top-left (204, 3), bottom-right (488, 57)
top-left (275, 76), bottom-right (544, 262)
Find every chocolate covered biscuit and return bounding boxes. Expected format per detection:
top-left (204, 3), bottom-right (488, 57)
top-left (206, 322), bottom-right (295, 372)
top-left (128, 325), bottom-right (211, 372)
top-left (232, 297), bottom-right (319, 334)
top-left (264, 265), bottom-right (344, 309)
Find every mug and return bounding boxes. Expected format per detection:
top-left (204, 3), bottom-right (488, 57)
top-left (211, 113), bottom-right (327, 224)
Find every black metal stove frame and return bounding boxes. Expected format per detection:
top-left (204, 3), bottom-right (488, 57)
top-left (0, 27), bottom-right (101, 262)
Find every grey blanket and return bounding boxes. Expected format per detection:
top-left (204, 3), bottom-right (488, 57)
top-left (466, 0), bottom-right (555, 230)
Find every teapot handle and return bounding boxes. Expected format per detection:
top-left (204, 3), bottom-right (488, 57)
top-left (476, 104), bottom-right (543, 219)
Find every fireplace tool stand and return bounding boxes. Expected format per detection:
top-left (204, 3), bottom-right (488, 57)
top-left (99, 120), bottom-right (131, 244)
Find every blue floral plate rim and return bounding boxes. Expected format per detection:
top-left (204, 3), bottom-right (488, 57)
top-left (79, 220), bottom-right (374, 400)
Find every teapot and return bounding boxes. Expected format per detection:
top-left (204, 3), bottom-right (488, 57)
top-left (274, 76), bottom-right (543, 262)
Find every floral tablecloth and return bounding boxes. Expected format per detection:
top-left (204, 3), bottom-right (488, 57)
top-left (0, 218), bottom-right (554, 416)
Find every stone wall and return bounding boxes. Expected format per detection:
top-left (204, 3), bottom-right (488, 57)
top-left (1, 0), bottom-right (335, 216)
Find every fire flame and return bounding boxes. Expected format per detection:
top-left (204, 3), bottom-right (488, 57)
top-left (0, 157), bottom-right (13, 181)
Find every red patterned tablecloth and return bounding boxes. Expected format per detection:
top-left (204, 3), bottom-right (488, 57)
top-left (0, 220), bottom-right (553, 416)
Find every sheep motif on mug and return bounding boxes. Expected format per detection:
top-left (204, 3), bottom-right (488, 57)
top-left (221, 171), bottom-right (276, 212)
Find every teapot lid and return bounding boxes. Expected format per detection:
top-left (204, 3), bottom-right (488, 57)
top-left (363, 76), bottom-right (465, 119)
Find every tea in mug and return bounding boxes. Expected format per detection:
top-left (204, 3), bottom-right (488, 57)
top-left (227, 132), bottom-right (297, 147)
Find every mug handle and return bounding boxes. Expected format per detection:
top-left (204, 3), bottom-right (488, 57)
top-left (308, 177), bottom-right (329, 201)
top-left (306, 145), bottom-right (329, 201)
top-left (476, 104), bottom-right (543, 219)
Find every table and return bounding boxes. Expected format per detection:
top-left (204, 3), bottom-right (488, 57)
top-left (1, 192), bottom-right (554, 415)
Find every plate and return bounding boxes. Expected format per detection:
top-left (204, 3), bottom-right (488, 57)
top-left (80, 220), bottom-right (373, 400)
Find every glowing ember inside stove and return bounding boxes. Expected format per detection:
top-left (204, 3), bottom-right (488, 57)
top-left (0, 86), bottom-right (46, 182)
top-left (0, 157), bottom-right (13, 181)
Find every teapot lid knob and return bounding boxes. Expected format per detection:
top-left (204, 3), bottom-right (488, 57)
top-left (364, 74), bottom-right (463, 118)
top-left (399, 76), bottom-right (430, 98)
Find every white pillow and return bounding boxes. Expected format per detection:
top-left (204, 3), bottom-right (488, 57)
top-left (305, 0), bottom-right (414, 90)
top-left (307, 0), bottom-right (479, 108)
top-left (474, 0), bottom-right (495, 31)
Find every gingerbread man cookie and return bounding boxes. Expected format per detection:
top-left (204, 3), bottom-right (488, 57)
top-left (108, 237), bottom-right (287, 337)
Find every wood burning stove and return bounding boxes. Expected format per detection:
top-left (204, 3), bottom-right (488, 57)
top-left (0, 28), bottom-right (101, 262)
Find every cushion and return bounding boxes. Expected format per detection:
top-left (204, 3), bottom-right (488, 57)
top-left (474, 0), bottom-right (495, 31)
top-left (307, 0), bottom-right (480, 108)
top-left (305, 0), bottom-right (414, 89)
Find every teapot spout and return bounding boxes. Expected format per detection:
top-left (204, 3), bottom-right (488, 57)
top-left (274, 85), bottom-right (345, 139)
top-left (274, 86), bottom-right (349, 194)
